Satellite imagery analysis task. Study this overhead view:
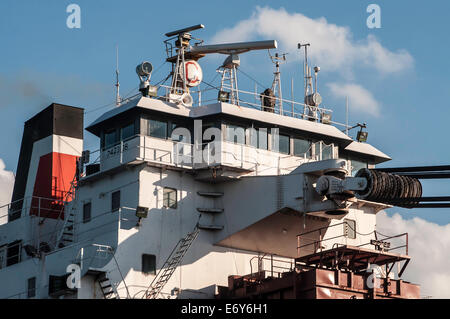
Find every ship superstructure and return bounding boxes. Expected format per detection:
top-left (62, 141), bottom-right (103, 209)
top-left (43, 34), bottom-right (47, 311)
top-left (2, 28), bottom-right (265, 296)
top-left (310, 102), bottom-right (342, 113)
top-left (0, 25), bottom-right (425, 299)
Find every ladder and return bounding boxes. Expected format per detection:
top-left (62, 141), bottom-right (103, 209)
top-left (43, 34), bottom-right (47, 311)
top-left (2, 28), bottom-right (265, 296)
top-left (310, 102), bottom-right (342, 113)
top-left (144, 226), bottom-right (200, 299)
top-left (97, 273), bottom-right (120, 299)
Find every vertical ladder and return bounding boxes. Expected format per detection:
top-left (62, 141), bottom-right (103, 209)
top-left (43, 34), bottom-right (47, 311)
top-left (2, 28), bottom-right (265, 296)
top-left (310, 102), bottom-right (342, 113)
top-left (144, 226), bottom-right (200, 299)
top-left (58, 209), bottom-right (76, 248)
top-left (97, 273), bottom-right (120, 299)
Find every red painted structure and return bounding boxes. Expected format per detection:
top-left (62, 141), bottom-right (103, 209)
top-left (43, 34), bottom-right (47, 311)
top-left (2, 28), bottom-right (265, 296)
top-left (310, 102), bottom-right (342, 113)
top-left (30, 152), bottom-right (78, 219)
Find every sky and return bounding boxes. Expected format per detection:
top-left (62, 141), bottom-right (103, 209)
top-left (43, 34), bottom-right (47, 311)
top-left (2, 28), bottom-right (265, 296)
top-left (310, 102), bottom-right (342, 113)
top-left (0, 0), bottom-right (449, 297)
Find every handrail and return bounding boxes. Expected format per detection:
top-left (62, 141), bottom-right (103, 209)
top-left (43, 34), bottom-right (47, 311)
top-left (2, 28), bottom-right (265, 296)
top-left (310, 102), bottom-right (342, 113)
top-left (155, 84), bottom-right (346, 127)
top-left (297, 222), bottom-right (409, 256)
top-left (0, 196), bottom-right (68, 220)
top-left (80, 135), bottom-right (338, 179)
top-left (248, 255), bottom-right (294, 281)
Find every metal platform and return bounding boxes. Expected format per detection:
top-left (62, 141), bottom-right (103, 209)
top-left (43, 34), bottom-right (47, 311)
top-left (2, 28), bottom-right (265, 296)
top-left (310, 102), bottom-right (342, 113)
top-left (295, 245), bottom-right (410, 276)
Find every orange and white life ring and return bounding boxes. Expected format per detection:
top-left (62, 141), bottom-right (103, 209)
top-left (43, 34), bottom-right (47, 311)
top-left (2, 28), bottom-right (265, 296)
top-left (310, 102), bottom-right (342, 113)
top-left (180, 60), bottom-right (203, 87)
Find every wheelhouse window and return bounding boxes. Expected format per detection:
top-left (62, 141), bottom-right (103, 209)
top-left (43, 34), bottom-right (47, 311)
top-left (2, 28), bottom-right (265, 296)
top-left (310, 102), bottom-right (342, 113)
top-left (121, 123), bottom-right (135, 141)
top-left (293, 138), bottom-right (311, 157)
top-left (248, 128), bottom-right (268, 150)
top-left (163, 187), bottom-right (177, 209)
top-left (104, 130), bottom-right (118, 149)
top-left (350, 159), bottom-right (368, 176)
top-left (226, 124), bottom-right (245, 145)
top-left (274, 134), bottom-right (290, 154)
top-left (149, 119), bottom-right (168, 139)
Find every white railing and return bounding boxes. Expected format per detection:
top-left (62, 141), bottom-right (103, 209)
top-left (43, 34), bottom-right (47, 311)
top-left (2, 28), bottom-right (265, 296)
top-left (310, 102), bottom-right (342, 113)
top-left (154, 84), bottom-right (349, 130)
top-left (81, 135), bottom-right (338, 178)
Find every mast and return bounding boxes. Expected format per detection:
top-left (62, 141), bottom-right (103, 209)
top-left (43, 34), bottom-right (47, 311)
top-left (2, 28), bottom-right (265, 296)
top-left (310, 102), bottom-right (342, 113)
top-left (115, 45), bottom-right (121, 107)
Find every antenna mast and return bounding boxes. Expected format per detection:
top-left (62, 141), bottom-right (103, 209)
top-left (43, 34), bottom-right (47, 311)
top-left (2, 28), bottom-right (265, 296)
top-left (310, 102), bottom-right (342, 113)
top-left (269, 51), bottom-right (287, 113)
top-left (115, 45), bottom-right (121, 107)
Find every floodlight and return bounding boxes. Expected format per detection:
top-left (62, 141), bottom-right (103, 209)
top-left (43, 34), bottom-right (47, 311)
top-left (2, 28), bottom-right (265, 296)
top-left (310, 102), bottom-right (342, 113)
top-left (136, 62), bottom-right (153, 77)
top-left (357, 130), bottom-right (368, 143)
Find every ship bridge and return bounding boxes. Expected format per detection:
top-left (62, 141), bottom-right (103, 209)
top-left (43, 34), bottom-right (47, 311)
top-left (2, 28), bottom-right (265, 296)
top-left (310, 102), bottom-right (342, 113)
top-left (81, 94), bottom-right (390, 183)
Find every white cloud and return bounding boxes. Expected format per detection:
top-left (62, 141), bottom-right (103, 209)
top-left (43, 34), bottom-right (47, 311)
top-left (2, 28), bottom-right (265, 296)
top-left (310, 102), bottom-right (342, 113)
top-left (0, 158), bottom-right (14, 225)
top-left (327, 82), bottom-right (380, 116)
top-left (377, 211), bottom-right (450, 298)
top-left (211, 7), bottom-right (413, 75)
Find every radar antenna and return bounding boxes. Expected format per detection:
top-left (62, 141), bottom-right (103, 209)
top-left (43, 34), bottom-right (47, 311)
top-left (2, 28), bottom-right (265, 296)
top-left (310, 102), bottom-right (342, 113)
top-left (162, 24), bottom-right (277, 107)
top-left (164, 24), bottom-right (205, 106)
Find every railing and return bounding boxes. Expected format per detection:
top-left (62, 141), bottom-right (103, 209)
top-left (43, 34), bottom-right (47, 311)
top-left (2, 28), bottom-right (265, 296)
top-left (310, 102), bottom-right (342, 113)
top-left (248, 255), bottom-right (295, 282)
top-left (0, 196), bottom-right (68, 223)
top-left (155, 84), bottom-right (349, 130)
top-left (296, 222), bottom-right (409, 256)
top-left (81, 135), bottom-right (338, 178)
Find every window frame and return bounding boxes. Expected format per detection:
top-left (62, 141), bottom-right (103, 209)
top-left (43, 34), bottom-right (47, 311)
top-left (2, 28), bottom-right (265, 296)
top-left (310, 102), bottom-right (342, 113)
top-left (121, 122), bottom-right (135, 141)
top-left (248, 127), bottom-right (268, 150)
top-left (163, 187), bottom-right (177, 209)
top-left (104, 129), bottom-right (118, 149)
top-left (225, 124), bottom-right (246, 145)
top-left (277, 134), bottom-right (290, 154)
top-left (293, 137), bottom-right (311, 157)
top-left (148, 119), bottom-right (168, 139)
top-left (6, 240), bottom-right (22, 267)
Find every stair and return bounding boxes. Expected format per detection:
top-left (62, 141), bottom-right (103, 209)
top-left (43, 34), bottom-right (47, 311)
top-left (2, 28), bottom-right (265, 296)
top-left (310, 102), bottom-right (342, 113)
top-left (97, 273), bottom-right (120, 299)
top-left (58, 211), bottom-right (76, 248)
top-left (144, 227), bottom-right (200, 299)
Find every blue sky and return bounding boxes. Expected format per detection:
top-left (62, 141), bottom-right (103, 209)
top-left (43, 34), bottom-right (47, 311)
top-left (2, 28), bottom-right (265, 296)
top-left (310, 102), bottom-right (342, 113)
top-left (1, 0), bottom-right (450, 225)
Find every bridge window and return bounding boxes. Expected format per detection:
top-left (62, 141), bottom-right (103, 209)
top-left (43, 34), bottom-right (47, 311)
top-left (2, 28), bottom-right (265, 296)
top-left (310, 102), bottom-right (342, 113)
top-left (142, 254), bottom-right (156, 275)
top-left (121, 123), bottom-right (135, 141)
top-left (350, 159), bottom-right (368, 176)
top-left (149, 119), bottom-right (168, 139)
top-left (226, 124), bottom-right (246, 145)
top-left (104, 129), bottom-right (118, 149)
top-left (293, 138), bottom-right (311, 157)
top-left (248, 128), bottom-right (268, 150)
top-left (276, 134), bottom-right (290, 154)
top-left (163, 187), bottom-right (177, 209)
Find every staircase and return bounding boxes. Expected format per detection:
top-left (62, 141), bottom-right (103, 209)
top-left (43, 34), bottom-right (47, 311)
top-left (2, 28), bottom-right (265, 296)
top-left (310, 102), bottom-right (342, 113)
top-left (144, 227), bottom-right (200, 299)
top-left (97, 273), bottom-right (120, 299)
top-left (197, 191), bottom-right (224, 231)
top-left (57, 208), bottom-right (76, 248)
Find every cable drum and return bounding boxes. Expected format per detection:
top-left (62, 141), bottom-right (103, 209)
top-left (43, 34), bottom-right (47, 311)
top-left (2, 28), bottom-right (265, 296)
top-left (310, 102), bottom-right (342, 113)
top-left (355, 168), bottom-right (422, 207)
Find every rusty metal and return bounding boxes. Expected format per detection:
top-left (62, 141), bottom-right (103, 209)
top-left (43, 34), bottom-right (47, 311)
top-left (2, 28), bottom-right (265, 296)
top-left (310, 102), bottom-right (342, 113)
top-left (217, 267), bottom-right (420, 299)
